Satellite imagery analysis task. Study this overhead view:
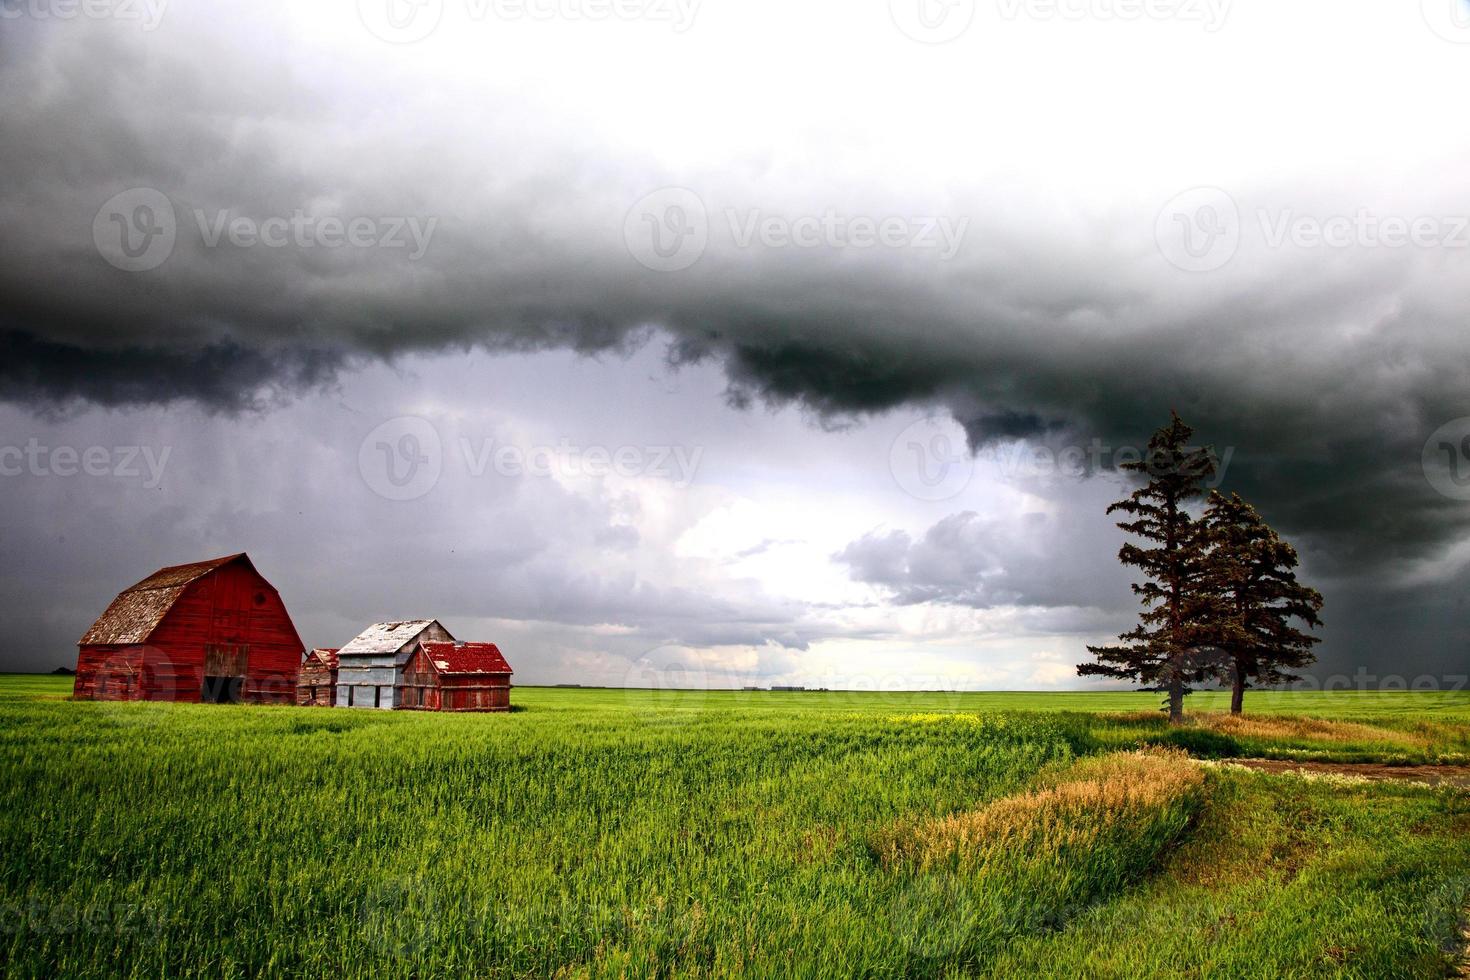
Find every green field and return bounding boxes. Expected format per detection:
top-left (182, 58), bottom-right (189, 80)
top-left (2, 676), bottom-right (1469, 978)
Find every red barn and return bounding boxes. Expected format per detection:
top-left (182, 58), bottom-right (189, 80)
top-left (73, 553), bottom-right (304, 705)
top-left (399, 641), bottom-right (513, 712)
top-left (297, 648), bottom-right (339, 706)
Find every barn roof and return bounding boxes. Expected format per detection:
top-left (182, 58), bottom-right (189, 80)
top-left (421, 641), bottom-right (513, 675)
top-left (338, 620), bottom-right (447, 656)
top-left (79, 553), bottom-right (256, 646)
top-left (304, 648), bottom-right (340, 670)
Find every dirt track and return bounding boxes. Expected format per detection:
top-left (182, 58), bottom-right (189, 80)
top-left (1221, 758), bottom-right (1470, 789)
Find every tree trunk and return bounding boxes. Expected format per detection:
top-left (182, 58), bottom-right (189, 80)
top-left (1230, 661), bottom-right (1245, 715)
top-left (1167, 676), bottom-right (1184, 725)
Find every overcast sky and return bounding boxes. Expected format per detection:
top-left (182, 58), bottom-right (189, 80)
top-left (2, 0), bottom-right (1468, 688)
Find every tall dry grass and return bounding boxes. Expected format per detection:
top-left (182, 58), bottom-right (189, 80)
top-left (1108, 711), bottom-right (1431, 749)
top-left (873, 748), bottom-right (1205, 870)
top-left (1200, 713), bottom-right (1430, 747)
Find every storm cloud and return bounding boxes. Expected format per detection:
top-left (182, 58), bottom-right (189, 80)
top-left (1, 3), bottom-right (1468, 683)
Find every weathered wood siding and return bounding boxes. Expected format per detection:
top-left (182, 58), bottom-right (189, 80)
top-left (440, 681), bottom-right (510, 712)
top-left (336, 652), bottom-right (399, 709)
top-left (337, 621), bottom-right (455, 710)
top-left (397, 646), bottom-right (511, 712)
top-left (74, 559), bottom-right (303, 704)
top-left (398, 647), bottom-right (441, 711)
top-left (296, 658), bottom-right (338, 707)
top-left (393, 622), bottom-right (454, 666)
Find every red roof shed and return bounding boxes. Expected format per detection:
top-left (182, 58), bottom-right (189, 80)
top-left (73, 553), bottom-right (304, 704)
top-left (400, 641), bottom-right (513, 712)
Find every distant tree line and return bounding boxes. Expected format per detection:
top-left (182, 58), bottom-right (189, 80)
top-left (1078, 412), bottom-right (1323, 723)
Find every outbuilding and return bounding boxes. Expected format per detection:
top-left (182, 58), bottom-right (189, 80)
top-left (335, 620), bottom-right (454, 709)
top-left (73, 553), bottom-right (304, 704)
top-left (400, 641), bottom-right (513, 711)
top-left (296, 648), bottom-right (340, 706)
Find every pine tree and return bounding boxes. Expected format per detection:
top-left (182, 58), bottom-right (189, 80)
top-left (1201, 491), bottom-right (1323, 715)
top-left (1078, 412), bottom-right (1219, 724)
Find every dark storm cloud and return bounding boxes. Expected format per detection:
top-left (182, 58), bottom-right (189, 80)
top-left (4, 14), bottom-right (1470, 617)
top-left (0, 330), bottom-right (347, 412)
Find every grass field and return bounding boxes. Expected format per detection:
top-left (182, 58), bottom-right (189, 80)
top-left (2, 676), bottom-right (1468, 978)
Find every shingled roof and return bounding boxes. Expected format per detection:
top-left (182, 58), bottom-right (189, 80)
top-left (420, 641), bottom-right (512, 675)
top-left (79, 554), bottom-right (253, 646)
top-left (338, 620), bottom-right (448, 656)
top-left (303, 648), bottom-right (340, 670)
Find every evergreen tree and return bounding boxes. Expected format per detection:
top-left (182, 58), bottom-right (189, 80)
top-left (1078, 412), bottom-right (1218, 724)
top-left (1201, 491), bottom-right (1323, 714)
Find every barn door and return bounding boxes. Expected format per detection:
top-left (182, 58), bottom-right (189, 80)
top-left (201, 644), bottom-right (249, 703)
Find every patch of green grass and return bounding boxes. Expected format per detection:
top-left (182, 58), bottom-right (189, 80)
top-left (0, 674), bottom-right (76, 700)
top-left (10, 672), bottom-right (1470, 724)
top-left (988, 771), bottom-right (1470, 978)
top-left (0, 678), bottom-right (1467, 977)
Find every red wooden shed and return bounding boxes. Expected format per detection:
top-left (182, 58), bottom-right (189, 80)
top-left (73, 553), bottom-right (304, 705)
top-left (399, 641), bottom-right (513, 712)
top-left (297, 648), bottom-right (340, 707)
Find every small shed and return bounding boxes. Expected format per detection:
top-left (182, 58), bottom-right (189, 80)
top-left (400, 641), bottom-right (513, 712)
top-left (297, 648), bottom-right (339, 706)
top-left (73, 553), bottom-right (304, 704)
top-left (335, 620), bottom-right (454, 709)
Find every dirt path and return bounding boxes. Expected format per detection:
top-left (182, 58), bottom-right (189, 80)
top-left (1220, 758), bottom-right (1470, 789)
